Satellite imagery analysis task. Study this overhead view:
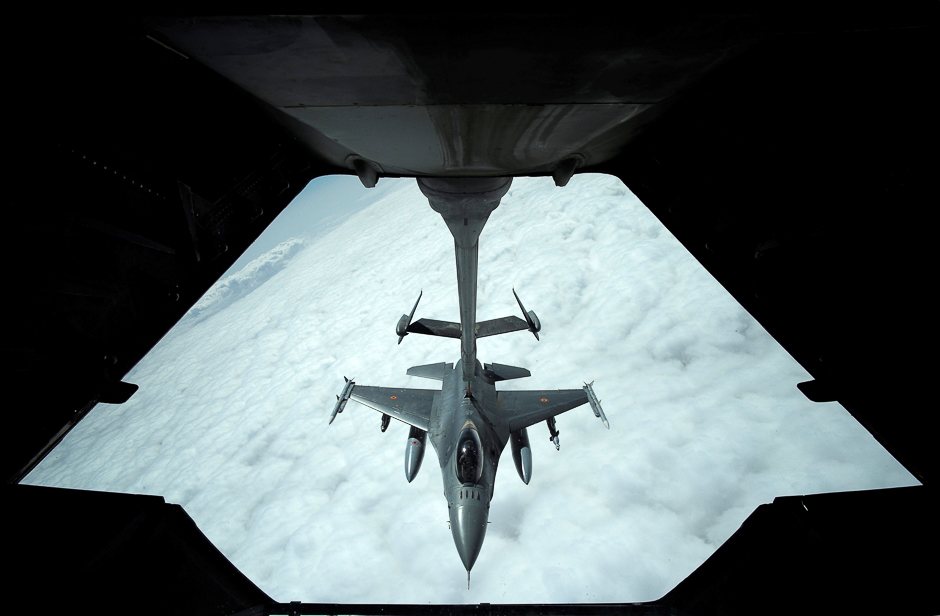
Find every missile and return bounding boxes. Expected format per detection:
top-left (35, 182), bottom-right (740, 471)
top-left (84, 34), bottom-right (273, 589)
top-left (583, 381), bottom-right (609, 429)
top-left (396, 290), bottom-right (423, 344)
top-left (404, 426), bottom-right (427, 483)
top-left (546, 417), bottom-right (560, 450)
top-left (512, 288), bottom-right (541, 341)
top-left (510, 428), bottom-right (533, 484)
top-left (329, 377), bottom-right (355, 424)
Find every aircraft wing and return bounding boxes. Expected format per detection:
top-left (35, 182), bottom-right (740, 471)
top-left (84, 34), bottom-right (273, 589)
top-left (349, 386), bottom-right (438, 431)
top-left (497, 389), bottom-right (589, 432)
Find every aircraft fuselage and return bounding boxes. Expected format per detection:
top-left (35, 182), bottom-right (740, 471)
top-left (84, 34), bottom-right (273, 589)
top-left (331, 176), bottom-right (607, 581)
top-left (427, 358), bottom-right (510, 572)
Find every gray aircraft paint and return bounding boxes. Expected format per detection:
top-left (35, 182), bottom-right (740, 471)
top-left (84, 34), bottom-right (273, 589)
top-left (331, 177), bottom-right (608, 582)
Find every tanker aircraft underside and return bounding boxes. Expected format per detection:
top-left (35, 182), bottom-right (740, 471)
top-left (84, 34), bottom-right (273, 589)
top-left (330, 177), bottom-right (608, 585)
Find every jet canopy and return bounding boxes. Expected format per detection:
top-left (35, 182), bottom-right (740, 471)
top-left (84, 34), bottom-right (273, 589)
top-left (455, 428), bottom-right (483, 485)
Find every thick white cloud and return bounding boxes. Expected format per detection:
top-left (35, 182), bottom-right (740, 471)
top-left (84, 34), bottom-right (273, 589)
top-left (26, 175), bottom-right (916, 604)
top-left (188, 237), bottom-right (306, 324)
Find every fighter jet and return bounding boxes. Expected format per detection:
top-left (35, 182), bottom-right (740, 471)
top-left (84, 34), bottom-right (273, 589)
top-left (329, 177), bottom-right (608, 586)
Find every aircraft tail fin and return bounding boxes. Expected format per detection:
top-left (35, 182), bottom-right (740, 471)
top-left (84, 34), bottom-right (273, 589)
top-left (484, 363), bottom-right (531, 382)
top-left (406, 362), bottom-right (453, 381)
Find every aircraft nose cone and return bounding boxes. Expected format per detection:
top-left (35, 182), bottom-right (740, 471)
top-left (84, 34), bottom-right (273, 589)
top-left (450, 491), bottom-right (489, 571)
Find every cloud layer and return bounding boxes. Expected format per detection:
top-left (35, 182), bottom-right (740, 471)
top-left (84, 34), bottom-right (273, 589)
top-left (27, 175), bottom-right (916, 604)
top-left (188, 238), bottom-right (306, 324)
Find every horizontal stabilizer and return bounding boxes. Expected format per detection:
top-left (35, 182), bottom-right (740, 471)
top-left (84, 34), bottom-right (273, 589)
top-left (476, 316), bottom-right (529, 338)
top-left (407, 316), bottom-right (530, 340)
top-left (407, 362), bottom-right (453, 381)
top-left (408, 318), bottom-right (461, 339)
top-left (484, 363), bottom-right (531, 382)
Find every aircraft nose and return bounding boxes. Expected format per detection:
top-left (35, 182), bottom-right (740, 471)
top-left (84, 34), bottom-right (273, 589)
top-left (450, 490), bottom-right (489, 572)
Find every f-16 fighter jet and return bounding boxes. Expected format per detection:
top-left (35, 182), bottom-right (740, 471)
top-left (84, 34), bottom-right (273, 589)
top-left (330, 177), bottom-right (608, 587)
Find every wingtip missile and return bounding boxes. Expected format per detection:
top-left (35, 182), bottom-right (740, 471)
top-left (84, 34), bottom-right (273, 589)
top-left (329, 378), bottom-right (356, 424)
top-left (583, 381), bottom-right (609, 428)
